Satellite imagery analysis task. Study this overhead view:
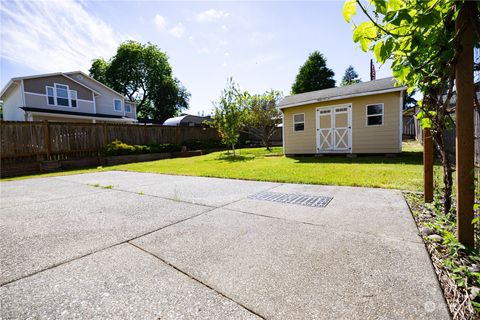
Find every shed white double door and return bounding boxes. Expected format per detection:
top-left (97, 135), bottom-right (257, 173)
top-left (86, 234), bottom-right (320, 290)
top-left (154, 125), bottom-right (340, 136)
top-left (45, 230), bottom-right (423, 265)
top-left (316, 104), bottom-right (352, 153)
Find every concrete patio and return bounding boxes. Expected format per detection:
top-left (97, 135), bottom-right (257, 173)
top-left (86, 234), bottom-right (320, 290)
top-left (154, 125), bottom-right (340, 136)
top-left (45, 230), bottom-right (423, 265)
top-left (0, 171), bottom-right (449, 319)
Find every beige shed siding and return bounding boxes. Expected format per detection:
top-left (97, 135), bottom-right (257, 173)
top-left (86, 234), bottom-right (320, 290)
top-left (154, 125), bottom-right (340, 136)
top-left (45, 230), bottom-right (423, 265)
top-left (23, 75), bottom-right (93, 100)
top-left (282, 91), bottom-right (402, 154)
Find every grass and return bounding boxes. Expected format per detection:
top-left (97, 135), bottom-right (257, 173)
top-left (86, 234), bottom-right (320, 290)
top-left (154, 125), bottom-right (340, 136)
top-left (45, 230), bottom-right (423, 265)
top-left (2, 142), bottom-right (426, 191)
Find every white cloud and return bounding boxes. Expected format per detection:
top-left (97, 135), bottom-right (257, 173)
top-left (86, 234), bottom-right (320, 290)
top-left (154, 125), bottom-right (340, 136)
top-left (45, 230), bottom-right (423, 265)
top-left (154, 14), bottom-right (166, 30)
top-left (221, 25), bottom-right (228, 31)
top-left (0, 0), bottom-right (128, 73)
top-left (195, 9), bottom-right (229, 22)
top-left (169, 23), bottom-right (186, 38)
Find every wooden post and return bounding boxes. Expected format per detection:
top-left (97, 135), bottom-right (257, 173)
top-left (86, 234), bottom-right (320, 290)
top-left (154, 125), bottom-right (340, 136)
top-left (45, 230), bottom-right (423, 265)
top-left (43, 120), bottom-right (51, 160)
top-left (103, 123), bottom-right (108, 146)
top-left (423, 128), bottom-right (433, 203)
top-left (455, 1), bottom-right (475, 247)
top-left (144, 123), bottom-right (148, 144)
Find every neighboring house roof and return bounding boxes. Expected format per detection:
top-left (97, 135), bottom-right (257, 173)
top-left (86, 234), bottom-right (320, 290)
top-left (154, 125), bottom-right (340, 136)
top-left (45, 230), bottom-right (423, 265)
top-left (0, 72), bottom-right (101, 99)
top-left (21, 107), bottom-right (135, 122)
top-left (163, 114), bottom-right (212, 126)
top-left (0, 71), bottom-right (134, 103)
top-left (278, 77), bottom-right (406, 109)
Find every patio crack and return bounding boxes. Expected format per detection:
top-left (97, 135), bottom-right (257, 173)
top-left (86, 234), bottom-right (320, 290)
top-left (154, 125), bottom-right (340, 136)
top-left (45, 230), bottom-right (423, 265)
top-left (128, 242), bottom-right (266, 320)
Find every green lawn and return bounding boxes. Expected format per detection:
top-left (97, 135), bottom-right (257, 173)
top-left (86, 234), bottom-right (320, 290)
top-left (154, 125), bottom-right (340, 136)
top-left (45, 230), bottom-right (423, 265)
top-left (3, 142), bottom-right (425, 191)
top-left (112, 143), bottom-right (424, 191)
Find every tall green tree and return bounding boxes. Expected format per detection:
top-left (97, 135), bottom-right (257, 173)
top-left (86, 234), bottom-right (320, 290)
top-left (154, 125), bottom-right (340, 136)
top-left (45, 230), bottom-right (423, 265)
top-left (291, 51), bottom-right (335, 94)
top-left (340, 65), bottom-right (361, 86)
top-left (211, 78), bottom-right (247, 156)
top-left (89, 41), bottom-right (190, 122)
top-left (243, 90), bottom-right (283, 151)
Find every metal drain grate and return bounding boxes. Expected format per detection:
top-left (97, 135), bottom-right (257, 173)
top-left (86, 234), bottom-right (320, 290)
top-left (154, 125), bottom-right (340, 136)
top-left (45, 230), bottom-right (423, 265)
top-left (248, 191), bottom-right (332, 208)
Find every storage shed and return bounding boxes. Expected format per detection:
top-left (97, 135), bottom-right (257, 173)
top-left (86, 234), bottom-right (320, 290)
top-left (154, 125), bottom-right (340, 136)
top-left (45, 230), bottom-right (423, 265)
top-left (278, 77), bottom-right (406, 155)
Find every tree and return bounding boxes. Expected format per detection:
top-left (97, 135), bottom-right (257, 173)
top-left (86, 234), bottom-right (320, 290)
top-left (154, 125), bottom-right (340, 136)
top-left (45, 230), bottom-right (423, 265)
top-left (343, 0), bottom-right (479, 242)
top-left (89, 41), bottom-right (190, 122)
top-left (211, 78), bottom-right (246, 156)
top-left (291, 51), bottom-right (335, 94)
top-left (243, 90), bottom-right (283, 151)
top-left (340, 65), bottom-right (361, 86)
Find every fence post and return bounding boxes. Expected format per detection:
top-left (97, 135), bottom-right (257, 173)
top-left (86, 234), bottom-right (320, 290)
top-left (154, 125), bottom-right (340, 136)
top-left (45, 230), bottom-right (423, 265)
top-left (175, 126), bottom-right (181, 145)
top-left (455, 0), bottom-right (475, 247)
top-left (43, 120), bottom-right (51, 161)
top-left (423, 128), bottom-right (433, 203)
top-left (144, 123), bottom-right (148, 144)
top-left (103, 123), bottom-right (108, 146)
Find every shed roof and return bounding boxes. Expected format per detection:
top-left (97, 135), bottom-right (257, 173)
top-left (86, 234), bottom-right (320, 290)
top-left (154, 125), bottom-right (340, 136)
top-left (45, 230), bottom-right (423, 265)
top-left (279, 77), bottom-right (406, 109)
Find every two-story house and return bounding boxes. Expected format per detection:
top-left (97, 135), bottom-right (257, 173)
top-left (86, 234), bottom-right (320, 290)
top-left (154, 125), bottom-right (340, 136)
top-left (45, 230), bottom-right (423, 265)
top-left (0, 71), bottom-right (137, 123)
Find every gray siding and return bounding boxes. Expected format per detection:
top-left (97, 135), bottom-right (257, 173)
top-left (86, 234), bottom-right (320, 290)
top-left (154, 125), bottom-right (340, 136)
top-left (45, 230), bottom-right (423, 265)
top-left (124, 102), bottom-right (136, 118)
top-left (2, 83), bottom-right (25, 121)
top-left (24, 93), bottom-right (95, 113)
top-left (65, 73), bottom-right (128, 117)
top-left (23, 75), bottom-right (93, 100)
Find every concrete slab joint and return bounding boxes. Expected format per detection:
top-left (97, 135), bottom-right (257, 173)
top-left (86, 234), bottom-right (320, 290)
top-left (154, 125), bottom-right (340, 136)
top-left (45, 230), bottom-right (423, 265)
top-left (0, 171), bottom-right (450, 319)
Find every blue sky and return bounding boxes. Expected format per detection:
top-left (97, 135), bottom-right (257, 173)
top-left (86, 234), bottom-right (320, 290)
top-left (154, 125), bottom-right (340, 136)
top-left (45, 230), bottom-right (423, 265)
top-left (0, 0), bottom-right (392, 115)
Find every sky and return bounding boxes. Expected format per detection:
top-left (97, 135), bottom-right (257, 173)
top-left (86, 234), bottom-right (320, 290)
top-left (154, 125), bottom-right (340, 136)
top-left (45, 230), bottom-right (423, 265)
top-left (0, 0), bottom-right (392, 116)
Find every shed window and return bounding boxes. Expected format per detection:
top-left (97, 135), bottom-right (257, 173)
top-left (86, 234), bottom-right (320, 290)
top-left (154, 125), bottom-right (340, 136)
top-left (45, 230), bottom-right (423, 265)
top-left (293, 113), bottom-right (305, 132)
top-left (366, 104), bottom-right (384, 126)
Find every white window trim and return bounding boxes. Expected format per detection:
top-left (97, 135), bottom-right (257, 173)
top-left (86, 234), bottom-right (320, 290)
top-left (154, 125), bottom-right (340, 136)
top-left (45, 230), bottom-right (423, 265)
top-left (124, 104), bottom-right (131, 113)
top-left (366, 103), bottom-right (384, 127)
top-left (293, 112), bottom-right (305, 132)
top-left (45, 83), bottom-right (77, 108)
top-left (113, 99), bottom-right (123, 112)
top-left (46, 86), bottom-right (55, 106)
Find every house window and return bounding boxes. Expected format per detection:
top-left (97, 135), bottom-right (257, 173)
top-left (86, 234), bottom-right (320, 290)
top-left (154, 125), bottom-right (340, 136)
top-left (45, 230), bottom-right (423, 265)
top-left (366, 104), bottom-right (384, 126)
top-left (46, 86), bottom-right (55, 105)
top-left (70, 90), bottom-right (77, 108)
top-left (55, 84), bottom-right (69, 106)
top-left (46, 84), bottom-right (77, 107)
top-left (125, 104), bottom-right (131, 113)
top-left (114, 99), bottom-right (122, 112)
top-left (293, 113), bottom-right (305, 132)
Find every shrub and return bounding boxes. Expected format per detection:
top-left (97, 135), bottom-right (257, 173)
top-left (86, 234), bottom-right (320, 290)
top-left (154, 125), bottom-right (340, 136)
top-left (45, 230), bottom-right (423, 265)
top-left (102, 140), bottom-right (181, 156)
top-left (182, 139), bottom-right (224, 150)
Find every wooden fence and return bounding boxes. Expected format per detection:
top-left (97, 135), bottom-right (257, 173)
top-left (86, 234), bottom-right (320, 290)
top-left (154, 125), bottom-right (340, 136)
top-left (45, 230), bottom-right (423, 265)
top-left (0, 121), bottom-right (219, 165)
top-left (403, 115), bottom-right (416, 139)
top-left (414, 107), bottom-right (480, 166)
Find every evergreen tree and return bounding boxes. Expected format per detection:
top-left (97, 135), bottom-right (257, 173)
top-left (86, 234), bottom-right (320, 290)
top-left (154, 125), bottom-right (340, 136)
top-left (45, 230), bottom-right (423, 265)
top-left (340, 65), bottom-right (361, 86)
top-left (291, 51), bottom-right (335, 94)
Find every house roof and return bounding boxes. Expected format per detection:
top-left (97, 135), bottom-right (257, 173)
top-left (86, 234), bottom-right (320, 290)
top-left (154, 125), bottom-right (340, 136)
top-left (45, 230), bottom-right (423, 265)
top-left (0, 71), bottom-right (134, 102)
top-left (278, 77), bottom-right (406, 109)
top-left (0, 72), bottom-right (102, 99)
top-left (21, 107), bottom-right (136, 122)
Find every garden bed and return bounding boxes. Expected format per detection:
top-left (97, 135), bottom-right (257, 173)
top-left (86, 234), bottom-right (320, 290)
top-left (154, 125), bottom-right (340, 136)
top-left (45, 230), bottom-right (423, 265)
top-left (404, 193), bottom-right (480, 320)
